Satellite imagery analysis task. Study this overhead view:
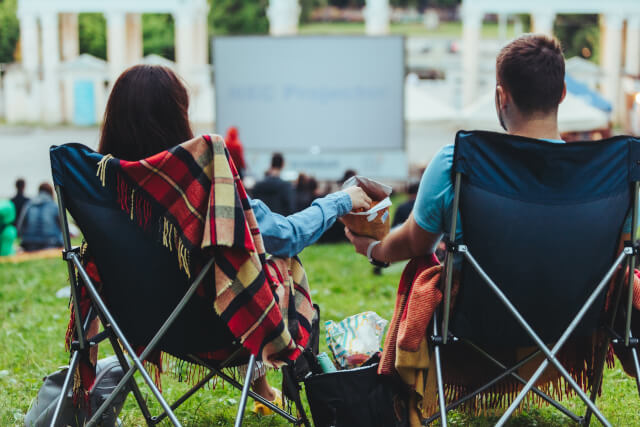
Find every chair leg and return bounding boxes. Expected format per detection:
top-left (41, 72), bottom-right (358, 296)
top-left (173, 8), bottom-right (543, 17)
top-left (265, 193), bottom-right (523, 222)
top-left (631, 346), bottom-right (640, 397)
top-left (49, 351), bottom-right (80, 427)
top-left (583, 338), bottom-right (610, 426)
top-left (234, 354), bottom-right (256, 427)
top-left (108, 334), bottom-right (155, 426)
top-left (431, 312), bottom-right (448, 427)
top-left (433, 344), bottom-right (448, 427)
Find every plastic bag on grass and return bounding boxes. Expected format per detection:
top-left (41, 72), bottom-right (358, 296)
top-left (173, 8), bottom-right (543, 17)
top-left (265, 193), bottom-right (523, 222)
top-left (325, 311), bottom-right (388, 369)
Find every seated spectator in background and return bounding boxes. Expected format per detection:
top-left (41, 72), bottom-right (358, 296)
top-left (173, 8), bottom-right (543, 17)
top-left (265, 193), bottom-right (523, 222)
top-left (252, 153), bottom-right (295, 216)
top-left (225, 126), bottom-right (247, 178)
top-left (341, 169), bottom-right (357, 183)
top-left (11, 178), bottom-right (29, 226)
top-left (0, 200), bottom-right (17, 256)
top-left (295, 173), bottom-right (319, 212)
top-left (392, 182), bottom-right (419, 228)
top-left (17, 183), bottom-right (63, 251)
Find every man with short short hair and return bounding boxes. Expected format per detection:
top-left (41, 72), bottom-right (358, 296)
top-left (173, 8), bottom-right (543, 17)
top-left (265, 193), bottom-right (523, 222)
top-left (346, 34), bottom-right (579, 264)
top-left (252, 152), bottom-right (295, 216)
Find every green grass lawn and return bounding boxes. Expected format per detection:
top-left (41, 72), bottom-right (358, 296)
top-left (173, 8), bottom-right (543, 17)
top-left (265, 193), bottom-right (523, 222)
top-left (299, 21), bottom-right (518, 38)
top-left (1, 243), bottom-right (639, 426)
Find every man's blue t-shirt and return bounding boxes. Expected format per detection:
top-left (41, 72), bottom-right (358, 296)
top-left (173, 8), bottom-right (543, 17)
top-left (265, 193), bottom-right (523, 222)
top-left (413, 139), bottom-right (635, 241)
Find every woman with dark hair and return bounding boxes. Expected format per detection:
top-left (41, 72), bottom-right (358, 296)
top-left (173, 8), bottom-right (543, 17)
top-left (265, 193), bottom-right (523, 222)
top-left (97, 64), bottom-right (371, 412)
top-left (98, 65), bottom-right (194, 161)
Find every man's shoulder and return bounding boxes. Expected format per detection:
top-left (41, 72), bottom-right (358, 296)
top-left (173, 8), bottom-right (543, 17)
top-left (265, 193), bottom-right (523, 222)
top-left (427, 144), bottom-right (455, 177)
top-left (435, 144), bottom-right (455, 164)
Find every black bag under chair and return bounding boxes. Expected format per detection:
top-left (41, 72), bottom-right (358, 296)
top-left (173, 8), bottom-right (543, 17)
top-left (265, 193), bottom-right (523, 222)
top-left (304, 354), bottom-right (410, 427)
top-left (426, 131), bottom-right (640, 426)
top-left (47, 142), bottom-right (314, 427)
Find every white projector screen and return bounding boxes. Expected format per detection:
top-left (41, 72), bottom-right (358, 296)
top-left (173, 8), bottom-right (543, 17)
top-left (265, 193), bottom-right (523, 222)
top-left (213, 36), bottom-right (407, 180)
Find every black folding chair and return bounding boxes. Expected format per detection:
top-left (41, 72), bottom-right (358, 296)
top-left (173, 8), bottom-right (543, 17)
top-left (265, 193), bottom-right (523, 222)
top-left (426, 131), bottom-right (640, 426)
top-left (47, 143), bottom-right (312, 427)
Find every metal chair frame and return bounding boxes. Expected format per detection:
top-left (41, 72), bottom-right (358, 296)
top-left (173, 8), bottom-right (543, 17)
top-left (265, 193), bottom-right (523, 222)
top-left (426, 173), bottom-right (640, 427)
top-left (49, 185), bottom-right (311, 427)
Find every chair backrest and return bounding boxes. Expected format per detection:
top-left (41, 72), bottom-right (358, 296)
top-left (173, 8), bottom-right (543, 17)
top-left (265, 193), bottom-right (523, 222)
top-left (50, 143), bottom-right (235, 357)
top-left (448, 131), bottom-right (640, 346)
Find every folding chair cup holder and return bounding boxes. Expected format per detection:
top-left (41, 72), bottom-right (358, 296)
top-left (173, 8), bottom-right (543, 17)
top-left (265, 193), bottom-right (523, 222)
top-left (426, 131), bottom-right (640, 427)
top-left (47, 144), bottom-right (313, 427)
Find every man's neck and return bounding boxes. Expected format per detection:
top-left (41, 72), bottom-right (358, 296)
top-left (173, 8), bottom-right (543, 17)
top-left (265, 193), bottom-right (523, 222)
top-left (507, 113), bottom-right (562, 141)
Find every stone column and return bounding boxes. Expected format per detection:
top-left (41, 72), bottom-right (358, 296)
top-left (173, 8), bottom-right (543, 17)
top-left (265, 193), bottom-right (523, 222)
top-left (461, 8), bottom-right (482, 107)
top-left (363, 0), bottom-right (390, 35)
top-left (194, 10), bottom-right (209, 66)
top-left (40, 12), bottom-right (62, 124)
top-left (498, 13), bottom-right (508, 41)
top-left (60, 13), bottom-right (79, 62)
top-left (106, 11), bottom-right (127, 82)
top-left (602, 13), bottom-right (624, 120)
top-left (19, 12), bottom-right (39, 74)
top-left (532, 11), bottom-right (555, 36)
top-left (125, 13), bottom-right (143, 65)
top-left (626, 15), bottom-right (640, 77)
top-left (267, 0), bottom-right (300, 36)
top-left (174, 10), bottom-right (195, 74)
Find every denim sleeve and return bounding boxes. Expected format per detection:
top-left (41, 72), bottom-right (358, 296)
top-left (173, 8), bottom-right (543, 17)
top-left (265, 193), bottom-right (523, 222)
top-left (250, 191), bottom-right (352, 257)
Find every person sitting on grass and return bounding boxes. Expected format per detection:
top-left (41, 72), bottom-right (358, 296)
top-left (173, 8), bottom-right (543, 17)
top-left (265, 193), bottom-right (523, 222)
top-left (11, 178), bottom-right (29, 226)
top-left (97, 64), bottom-right (371, 413)
top-left (17, 183), bottom-right (63, 252)
top-left (0, 199), bottom-right (17, 256)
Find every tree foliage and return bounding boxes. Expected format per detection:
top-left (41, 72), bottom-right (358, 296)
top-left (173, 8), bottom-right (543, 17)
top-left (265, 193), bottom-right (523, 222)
top-left (79, 13), bottom-right (106, 59)
top-left (142, 14), bottom-right (175, 60)
top-left (0, 0), bottom-right (19, 64)
top-left (554, 14), bottom-right (600, 63)
top-left (209, 0), bottom-right (268, 35)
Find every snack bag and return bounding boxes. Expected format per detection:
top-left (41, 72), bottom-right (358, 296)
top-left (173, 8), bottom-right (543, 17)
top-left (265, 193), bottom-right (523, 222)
top-left (325, 311), bottom-right (388, 369)
top-left (340, 176), bottom-right (393, 240)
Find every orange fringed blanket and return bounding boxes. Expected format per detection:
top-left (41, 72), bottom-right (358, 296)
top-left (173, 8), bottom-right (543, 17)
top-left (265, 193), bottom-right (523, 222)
top-left (381, 255), bottom-right (640, 421)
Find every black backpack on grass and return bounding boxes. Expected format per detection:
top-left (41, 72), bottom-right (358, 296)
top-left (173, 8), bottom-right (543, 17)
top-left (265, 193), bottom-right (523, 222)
top-left (24, 356), bottom-right (129, 427)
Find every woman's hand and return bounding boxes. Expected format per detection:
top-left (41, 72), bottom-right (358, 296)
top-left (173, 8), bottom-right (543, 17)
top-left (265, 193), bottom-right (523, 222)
top-left (345, 227), bottom-right (376, 257)
top-left (343, 186), bottom-right (372, 212)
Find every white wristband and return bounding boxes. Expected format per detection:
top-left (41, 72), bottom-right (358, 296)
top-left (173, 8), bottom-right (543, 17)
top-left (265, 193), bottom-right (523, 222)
top-left (367, 240), bottom-right (381, 261)
top-left (367, 240), bottom-right (388, 267)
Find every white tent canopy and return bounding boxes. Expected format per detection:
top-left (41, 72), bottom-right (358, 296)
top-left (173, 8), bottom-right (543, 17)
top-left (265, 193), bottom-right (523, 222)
top-left (405, 84), bottom-right (457, 122)
top-left (460, 91), bottom-right (610, 133)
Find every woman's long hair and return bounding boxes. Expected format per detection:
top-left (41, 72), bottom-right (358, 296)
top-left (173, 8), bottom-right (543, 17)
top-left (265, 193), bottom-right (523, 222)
top-left (98, 65), bottom-right (194, 160)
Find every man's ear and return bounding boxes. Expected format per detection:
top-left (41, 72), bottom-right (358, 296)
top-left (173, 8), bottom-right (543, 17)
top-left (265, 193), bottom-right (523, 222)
top-left (559, 82), bottom-right (567, 104)
top-left (496, 85), bottom-right (508, 111)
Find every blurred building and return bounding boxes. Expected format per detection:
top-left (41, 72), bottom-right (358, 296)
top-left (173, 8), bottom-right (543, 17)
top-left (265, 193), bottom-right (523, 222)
top-left (4, 0), bottom-right (212, 125)
top-left (461, 0), bottom-right (640, 124)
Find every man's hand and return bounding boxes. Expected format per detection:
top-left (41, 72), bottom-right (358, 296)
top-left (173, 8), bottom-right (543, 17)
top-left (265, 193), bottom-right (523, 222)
top-left (345, 214), bottom-right (443, 264)
top-left (343, 186), bottom-right (372, 212)
top-left (345, 227), bottom-right (376, 257)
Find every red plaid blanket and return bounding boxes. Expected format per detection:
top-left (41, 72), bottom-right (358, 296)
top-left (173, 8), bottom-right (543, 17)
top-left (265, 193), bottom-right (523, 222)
top-left (67, 134), bottom-right (313, 402)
